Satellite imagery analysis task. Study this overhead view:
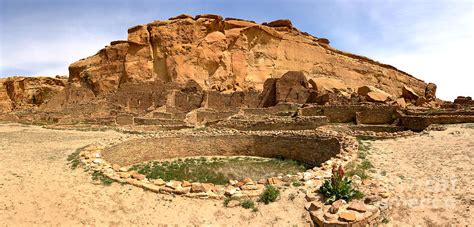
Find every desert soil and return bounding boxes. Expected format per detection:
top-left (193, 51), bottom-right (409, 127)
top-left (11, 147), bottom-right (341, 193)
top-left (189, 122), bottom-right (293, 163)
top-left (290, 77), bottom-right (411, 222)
top-left (367, 124), bottom-right (474, 226)
top-left (1, 123), bottom-right (473, 226)
top-left (0, 123), bottom-right (310, 226)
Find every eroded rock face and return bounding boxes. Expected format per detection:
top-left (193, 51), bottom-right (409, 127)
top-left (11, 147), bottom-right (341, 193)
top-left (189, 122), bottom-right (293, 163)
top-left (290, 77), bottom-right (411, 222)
top-left (68, 14), bottom-right (428, 98)
top-left (1, 76), bottom-right (66, 110)
top-left (0, 79), bottom-right (13, 112)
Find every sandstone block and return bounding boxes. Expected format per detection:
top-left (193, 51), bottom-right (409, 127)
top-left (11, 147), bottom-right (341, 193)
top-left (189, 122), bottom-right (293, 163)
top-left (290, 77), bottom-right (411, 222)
top-left (402, 86), bottom-right (420, 100)
top-left (347, 201), bottom-right (367, 213)
top-left (130, 171), bottom-right (145, 180)
top-left (338, 211), bottom-right (357, 222)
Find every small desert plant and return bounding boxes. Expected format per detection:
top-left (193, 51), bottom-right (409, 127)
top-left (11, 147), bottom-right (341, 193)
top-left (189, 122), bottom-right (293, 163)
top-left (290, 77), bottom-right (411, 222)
top-left (129, 156), bottom-right (307, 185)
top-left (292, 181), bottom-right (303, 187)
top-left (288, 193), bottom-right (296, 201)
top-left (91, 171), bottom-right (114, 186)
top-left (345, 158), bottom-right (374, 180)
top-left (319, 164), bottom-right (363, 204)
top-left (259, 185), bottom-right (280, 204)
top-left (241, 199), bottom-right (256, 209)
top-left (67, 147), bottom-right (83, 170)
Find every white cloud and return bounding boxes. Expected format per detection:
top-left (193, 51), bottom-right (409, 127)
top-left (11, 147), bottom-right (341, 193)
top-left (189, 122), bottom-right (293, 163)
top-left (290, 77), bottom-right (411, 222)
top-left (363, 1), bottom-right (474, 101)
top-left (0, 31), bottom-right (117, 76)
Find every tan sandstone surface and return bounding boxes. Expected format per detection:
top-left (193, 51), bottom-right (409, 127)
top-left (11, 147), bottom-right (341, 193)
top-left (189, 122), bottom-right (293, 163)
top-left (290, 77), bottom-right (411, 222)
top-left (69, 14), bottom-right (426, 97)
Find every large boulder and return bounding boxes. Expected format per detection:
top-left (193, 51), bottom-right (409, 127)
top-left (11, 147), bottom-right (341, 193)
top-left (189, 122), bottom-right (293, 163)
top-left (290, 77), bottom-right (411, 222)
top-left (275, 71), bottom-right (310, 104)
top-left (402, 86), bottom-right (420, 100)
top-left (366, 91), bottom-right (391, 103)
top-left (309, 78), bottom-right (347, 93)
top-left (424, 83), bottom-right (437, 101)
top-left (395, 98), bottom-right (407, 108)
top-left (357, 85), bottom-right (392, 103)
top-left (258, 78), bottom-right (277, 107)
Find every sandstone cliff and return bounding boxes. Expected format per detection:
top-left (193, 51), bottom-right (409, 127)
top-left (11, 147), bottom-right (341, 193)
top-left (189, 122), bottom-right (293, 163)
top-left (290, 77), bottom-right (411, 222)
top-left (2, 14), bottom-right (435, 118)
top-left (0, 76), bottom-right (67, 112)
top-left (69, 14), bottom-right (427, 98)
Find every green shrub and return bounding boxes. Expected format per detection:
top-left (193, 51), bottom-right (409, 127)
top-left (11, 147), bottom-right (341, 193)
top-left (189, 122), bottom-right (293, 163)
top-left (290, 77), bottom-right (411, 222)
top-left (259, 185), bottom-right (280, 204)
top-left (241, 199), bottom-right (255, 209)
top-left (319, 165), bottom-right (363, 204)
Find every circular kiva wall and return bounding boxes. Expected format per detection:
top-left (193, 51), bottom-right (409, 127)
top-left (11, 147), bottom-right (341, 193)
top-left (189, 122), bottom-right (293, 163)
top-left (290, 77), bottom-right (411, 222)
top-left (102, 134), bottom-right (341, 167)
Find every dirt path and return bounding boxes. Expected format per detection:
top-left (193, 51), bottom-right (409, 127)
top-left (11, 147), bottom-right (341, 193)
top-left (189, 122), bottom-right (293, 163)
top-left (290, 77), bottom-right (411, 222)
top-left (0, 123), bottom-right (310, 226)
top-left (366, 124), bottom-right (474, 226)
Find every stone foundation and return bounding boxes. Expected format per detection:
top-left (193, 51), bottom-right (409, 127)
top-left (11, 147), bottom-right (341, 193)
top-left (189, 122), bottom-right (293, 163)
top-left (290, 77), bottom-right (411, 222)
top-left (76, 129), bottom-right (388, 226)
top-left (300, 105), bottom-right (396, 124)
top-left (214, 115), bottom-right (328, 131)
top-left (401, 114), bottom-right (474, 132)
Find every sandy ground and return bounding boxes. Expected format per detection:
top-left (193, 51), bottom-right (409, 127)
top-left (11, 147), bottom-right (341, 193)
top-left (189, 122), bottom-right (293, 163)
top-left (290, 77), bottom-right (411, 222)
top-left (0, 123), bottom-right (310, 226)
top-left (367, 124), bottom-right (474, 226)
top-left (1, 123), bottom-right (473, 226)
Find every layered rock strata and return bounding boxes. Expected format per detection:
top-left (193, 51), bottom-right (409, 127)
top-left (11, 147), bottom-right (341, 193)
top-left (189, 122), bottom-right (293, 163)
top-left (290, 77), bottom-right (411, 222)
top-left (68, 14), bottom-right (427, 98)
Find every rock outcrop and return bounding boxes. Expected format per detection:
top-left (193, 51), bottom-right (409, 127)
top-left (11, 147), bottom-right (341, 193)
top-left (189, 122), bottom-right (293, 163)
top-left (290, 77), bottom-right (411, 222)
top-left (0, 76), bottom-right (66, 111)
top-left (2, 14), bottom-right (440, 119)
top-left (0, 78), bottom-right (13, 112)
top-left (424, 83), bottom-right (437, 101)
top-left (68, 14), bottom-right (428, 98)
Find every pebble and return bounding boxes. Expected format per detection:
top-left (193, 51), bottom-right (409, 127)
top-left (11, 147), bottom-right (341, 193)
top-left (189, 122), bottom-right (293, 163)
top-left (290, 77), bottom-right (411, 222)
top-left (303, 172), bottom-right (315, 181)
top-left (305, 193), bottom-right (318, 202)
top-left (328, 200), bottom-right (344, 214)
top-left (226, 200), bottom-right (240, 208)
top-left (152, 179), bottom-right (166, 186)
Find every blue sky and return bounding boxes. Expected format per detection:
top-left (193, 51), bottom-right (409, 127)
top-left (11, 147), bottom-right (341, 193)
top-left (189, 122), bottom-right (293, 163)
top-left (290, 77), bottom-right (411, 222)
top-left (0, 0), bottom-right (472, 100)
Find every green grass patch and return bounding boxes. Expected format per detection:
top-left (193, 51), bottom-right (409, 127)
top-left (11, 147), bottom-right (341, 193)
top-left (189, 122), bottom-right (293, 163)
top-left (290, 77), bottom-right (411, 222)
top-left (259, 185), bottom-right (280, 204)
top-left (345, 139), bottom-right (375, 180)
top-left (345, 159), bottom-right (374, 180)
top-left (462, 123), bottom-right (474, 129)
top-left (357, 138), bottom-right (372, 159)
top-left (67, 147), bottom-right (85, 170)
top-left (292, 181), bottom-right (303, 187)
top-left (241, 199), bottom-right (256, 209)
top-left (129, 156), bottom-right (309, 185)
top-left (91, 171), bottom-right (114, 186)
